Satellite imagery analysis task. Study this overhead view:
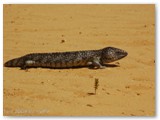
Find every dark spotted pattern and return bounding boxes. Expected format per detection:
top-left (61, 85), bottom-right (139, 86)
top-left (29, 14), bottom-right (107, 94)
top-left (4, 47), bottom-right (128, 69)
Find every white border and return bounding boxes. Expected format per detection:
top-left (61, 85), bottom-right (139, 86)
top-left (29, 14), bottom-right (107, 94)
top-left (0, 0), bottom-right (159, 120)
top-left (0, 0), bottom-right (158, 4)
top-left (0, 1), bottom-right (3, 118)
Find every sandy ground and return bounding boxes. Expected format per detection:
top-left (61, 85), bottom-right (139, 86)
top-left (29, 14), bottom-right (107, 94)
top-left (3, 4), bottom-right (155, 116)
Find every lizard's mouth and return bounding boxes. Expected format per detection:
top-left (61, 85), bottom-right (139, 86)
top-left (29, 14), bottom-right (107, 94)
top-left (120, 51), bottom-right (128, 58)
top-left (116, 50), bottom-right (128, 59)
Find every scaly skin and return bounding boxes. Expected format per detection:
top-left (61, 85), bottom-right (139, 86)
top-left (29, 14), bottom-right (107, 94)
top-left (4, 47), bottom-right (128, 69)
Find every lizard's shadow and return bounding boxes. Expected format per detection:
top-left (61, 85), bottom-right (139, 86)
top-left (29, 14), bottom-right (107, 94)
top-left (88, 63), bottom-right (119, 69)
top-left (103, 64), bottom-right (119, 67)
top-left (55, 63), bottom-right (119, 69)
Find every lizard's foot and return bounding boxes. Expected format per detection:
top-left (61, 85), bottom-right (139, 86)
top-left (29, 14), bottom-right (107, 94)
top-left (99, 66), bottom-right (106, 69)
top-left (20, 65), bottom-right (27, 70)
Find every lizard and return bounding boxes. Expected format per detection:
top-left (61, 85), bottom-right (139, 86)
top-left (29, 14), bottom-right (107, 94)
top-left (4, 47), bottom-right (128, 70)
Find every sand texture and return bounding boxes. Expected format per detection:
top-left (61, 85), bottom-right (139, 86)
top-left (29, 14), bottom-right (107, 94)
top-left (3, 4), bottom-right (155, 116)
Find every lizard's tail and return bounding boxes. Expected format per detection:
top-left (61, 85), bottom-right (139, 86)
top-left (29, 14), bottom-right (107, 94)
top-left (4, 57), bottom-right (25, 67)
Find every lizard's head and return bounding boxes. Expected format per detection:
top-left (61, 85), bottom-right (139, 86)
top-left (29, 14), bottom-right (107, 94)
top-left (101, 47), bottom-right (128, 63)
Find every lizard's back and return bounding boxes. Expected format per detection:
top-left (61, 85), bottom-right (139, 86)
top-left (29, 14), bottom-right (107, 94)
top-left (4, 50), bottom-right (101, 69)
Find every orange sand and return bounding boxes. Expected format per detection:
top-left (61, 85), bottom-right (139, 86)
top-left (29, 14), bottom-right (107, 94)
top-left (3, 4), bottom-right (155, 116)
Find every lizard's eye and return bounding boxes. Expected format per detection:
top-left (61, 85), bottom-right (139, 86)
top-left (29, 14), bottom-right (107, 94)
top-left (116, 51), bottom-right (122, 54)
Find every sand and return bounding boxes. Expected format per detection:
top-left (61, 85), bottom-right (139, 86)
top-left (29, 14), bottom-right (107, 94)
top-left (3, 4), bottom-right (155, 116)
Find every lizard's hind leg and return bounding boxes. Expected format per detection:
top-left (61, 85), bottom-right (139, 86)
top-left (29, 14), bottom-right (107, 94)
top-left (21, 60), bottom-right (36, 70)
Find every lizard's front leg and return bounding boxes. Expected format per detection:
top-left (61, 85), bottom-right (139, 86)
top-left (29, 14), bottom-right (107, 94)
top-left (87, 57), bottom-right (106, 69)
